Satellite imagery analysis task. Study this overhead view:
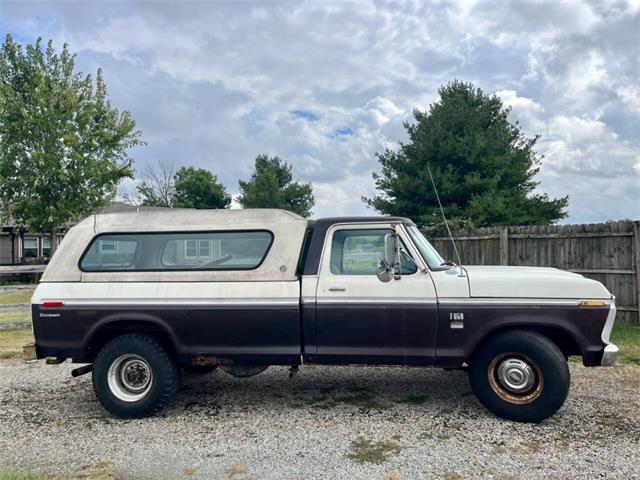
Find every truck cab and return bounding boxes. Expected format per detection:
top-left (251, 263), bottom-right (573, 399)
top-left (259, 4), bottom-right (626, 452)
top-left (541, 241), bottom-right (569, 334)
top-left (30, 209), bottom-right (618, 422)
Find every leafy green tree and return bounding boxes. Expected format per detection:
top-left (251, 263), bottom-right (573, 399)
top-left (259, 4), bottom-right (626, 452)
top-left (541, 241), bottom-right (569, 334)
top-left (132, 161), bottom-right (230, 209)
top-left (365, 81), bottom-right (568, 228)
top-left (174, 166), bottom-right (231, 209)
top-left (238, 154), bottom-right (315, 217)
top-left (0, 35), bottom-right (142, 255)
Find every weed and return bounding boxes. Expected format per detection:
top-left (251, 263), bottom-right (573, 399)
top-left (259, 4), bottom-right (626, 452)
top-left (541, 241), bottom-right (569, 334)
top-left (347, 437), bottom-right (401, 465)
top-left (227, 464), bottom-right (247, 475)
top-left (418, 431), bottom-right (450, 441)
top-left (443, 472), bottom-right (463, 480)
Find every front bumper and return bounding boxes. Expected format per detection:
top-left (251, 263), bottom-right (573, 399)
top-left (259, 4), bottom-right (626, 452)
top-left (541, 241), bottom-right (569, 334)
top-left (600, 298), bottom-right (618, 366)
top-left (601, 343), bottom-right (619, 366)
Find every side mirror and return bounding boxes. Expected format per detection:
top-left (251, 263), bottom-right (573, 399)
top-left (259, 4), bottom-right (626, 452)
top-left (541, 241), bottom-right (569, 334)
top-left (376, 259), bottom-right (393, 283)
top-left (376, 233), bottom-right (400, 283)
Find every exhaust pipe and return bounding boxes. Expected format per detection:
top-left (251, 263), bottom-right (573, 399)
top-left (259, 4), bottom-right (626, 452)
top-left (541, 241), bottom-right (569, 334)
top-left (71, 364), bottom-right (93, 377)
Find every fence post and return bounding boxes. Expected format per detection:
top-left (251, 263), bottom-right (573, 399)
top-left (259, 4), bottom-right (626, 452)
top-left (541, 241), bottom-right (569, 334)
top-left (634, 221), bottom-right (640, 325)
top-left (500, 227), bottom-right (509, 265)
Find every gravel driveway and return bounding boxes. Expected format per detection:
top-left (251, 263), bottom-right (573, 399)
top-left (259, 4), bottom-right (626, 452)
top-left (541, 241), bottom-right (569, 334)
top-left (0, 360), bottom-right (638, 480)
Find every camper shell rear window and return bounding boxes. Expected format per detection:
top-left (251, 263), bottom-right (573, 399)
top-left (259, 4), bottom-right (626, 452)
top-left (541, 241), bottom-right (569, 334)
top-left (79, 230), bottom-right (273, 272)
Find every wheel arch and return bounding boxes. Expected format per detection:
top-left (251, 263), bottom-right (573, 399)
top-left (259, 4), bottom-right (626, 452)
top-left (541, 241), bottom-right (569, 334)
top-left (467, 323), bottom-right (582, 365)
top-left (82, 314), bottom-right (183, 363)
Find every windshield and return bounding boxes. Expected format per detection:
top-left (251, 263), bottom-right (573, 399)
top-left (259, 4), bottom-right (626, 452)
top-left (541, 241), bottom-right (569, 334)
top-left (406, 226), bottom-right (446, 270)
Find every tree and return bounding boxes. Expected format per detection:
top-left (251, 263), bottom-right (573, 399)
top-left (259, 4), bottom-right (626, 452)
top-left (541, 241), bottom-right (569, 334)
top-left (0, 35), bottom-right (142, 255)
top-left (174, 166), bottom-right (231, 209)
top-left (238, 154), bottom-right (315, 217)
top-left (132, 161), bottom-right (231, 209)
top-left (135, 159), bottom-right (176, 207)
top-left (365, 81), bottom-right (568, 228)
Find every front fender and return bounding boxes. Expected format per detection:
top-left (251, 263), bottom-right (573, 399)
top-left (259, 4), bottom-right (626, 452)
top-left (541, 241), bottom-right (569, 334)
top-left (434, 301), bottom-right (609, 367)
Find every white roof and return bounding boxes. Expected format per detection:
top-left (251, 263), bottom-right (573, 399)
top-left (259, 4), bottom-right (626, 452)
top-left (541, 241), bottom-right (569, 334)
top-left (84, 208), bottom-right (306, 233)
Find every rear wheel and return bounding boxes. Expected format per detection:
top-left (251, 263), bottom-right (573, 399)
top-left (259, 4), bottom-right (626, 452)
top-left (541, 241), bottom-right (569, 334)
top-left (92, 334), bottom-right (178, 418)
top-left (469, 330), bottom-right (570, 422)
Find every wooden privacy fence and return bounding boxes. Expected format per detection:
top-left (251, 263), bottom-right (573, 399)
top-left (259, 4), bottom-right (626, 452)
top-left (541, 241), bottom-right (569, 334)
top-left (428, 221), bottom-right (640, 326)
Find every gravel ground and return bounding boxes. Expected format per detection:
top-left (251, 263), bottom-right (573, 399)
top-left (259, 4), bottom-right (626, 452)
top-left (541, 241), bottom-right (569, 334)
top-left (0, 322), bottom-right (31, 330)
top-left (0, 360), bottom-right (638, 480)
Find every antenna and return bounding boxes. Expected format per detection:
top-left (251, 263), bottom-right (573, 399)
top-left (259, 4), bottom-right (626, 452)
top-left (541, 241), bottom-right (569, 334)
top-left (426, 163), bottom-right (463, 269)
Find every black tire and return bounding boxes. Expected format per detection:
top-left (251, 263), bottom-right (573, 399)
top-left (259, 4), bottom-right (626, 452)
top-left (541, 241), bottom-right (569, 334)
top-left (92, 334), bottom-right (178, 418)
top-left (183, 365), bottom-right (218, 375)
top-left (469, 330), bottom-right (570, 423)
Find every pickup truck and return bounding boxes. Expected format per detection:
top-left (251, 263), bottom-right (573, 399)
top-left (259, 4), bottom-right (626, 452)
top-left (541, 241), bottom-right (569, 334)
top-left (30, 209), bottom-right (618, 422)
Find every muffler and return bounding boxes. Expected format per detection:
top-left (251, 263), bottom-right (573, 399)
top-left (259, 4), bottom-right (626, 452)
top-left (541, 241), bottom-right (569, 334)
top-left (71, 364), bottom-right (93, 377)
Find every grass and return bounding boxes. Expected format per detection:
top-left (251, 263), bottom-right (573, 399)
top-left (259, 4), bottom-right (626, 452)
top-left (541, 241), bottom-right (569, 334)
top-left (0, 291), bottom-right (32, 305)
top-left (0, 280), bottom-right (34, 286)
top-left (611, 325), bottom-right (640, 365)
top-left (0, 465), bottom-right (117, 480)
top-left (0, 474), bottom-right (56, 480)
top-left (0, 329), bottom-right (34, 359)
top-left (347, 437), bottom-right (401, 465)
top-left (0, 310), bottom-right (31, 324)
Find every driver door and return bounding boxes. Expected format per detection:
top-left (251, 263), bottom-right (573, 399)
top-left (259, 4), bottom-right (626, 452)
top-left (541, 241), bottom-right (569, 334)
top-left (314, 223), bottom-right (438, 365)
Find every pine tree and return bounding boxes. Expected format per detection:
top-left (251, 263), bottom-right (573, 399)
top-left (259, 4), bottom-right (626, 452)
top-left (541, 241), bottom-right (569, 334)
top-left (365, 81), bottom-right (568, 228)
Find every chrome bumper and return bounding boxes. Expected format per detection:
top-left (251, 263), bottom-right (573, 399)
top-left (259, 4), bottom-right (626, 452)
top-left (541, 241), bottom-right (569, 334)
top-left (601, 344), bottom-right (619, 366)
top-left (600, 298), bottom-right (618, 366)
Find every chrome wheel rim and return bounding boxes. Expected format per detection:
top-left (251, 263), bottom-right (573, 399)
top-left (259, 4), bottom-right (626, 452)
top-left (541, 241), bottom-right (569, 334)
top-left (496, 358), bottom-right (536, 394)
top-left (488, 353), bottom-right (543, 404)
top-left (107, 354), bottom-right (153, 402)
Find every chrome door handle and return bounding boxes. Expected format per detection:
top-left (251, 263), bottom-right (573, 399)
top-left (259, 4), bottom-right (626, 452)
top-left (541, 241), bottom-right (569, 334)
top-left (328, 286), bottom-right (346, 292)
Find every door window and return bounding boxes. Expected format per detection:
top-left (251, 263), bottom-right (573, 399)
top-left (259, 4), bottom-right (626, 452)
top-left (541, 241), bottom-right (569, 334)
top-left (329, 229), bottom-right (417, 275)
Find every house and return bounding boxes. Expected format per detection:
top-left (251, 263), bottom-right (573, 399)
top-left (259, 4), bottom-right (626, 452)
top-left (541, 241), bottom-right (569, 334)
top-left (0, 202), bottom-right (175, 265)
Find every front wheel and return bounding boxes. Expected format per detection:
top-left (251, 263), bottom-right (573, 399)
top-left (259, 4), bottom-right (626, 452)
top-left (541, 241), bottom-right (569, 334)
top-left (92, 334), bottom-right (179, 418)
top-left (469, 330), bottom-right (570, 423)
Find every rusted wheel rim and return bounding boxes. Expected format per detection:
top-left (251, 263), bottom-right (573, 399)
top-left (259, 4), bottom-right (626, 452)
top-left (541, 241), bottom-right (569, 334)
top-left (487, 353), bottom-right (543, 404)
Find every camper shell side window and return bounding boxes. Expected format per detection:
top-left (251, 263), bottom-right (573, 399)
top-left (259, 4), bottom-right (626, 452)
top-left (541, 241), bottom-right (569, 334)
top-left (79, 230), bottom-right (274, 272)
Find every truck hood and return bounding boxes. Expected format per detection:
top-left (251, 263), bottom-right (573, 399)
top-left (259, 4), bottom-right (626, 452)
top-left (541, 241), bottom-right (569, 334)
top-left (463, 265), bottom-right (611, 299)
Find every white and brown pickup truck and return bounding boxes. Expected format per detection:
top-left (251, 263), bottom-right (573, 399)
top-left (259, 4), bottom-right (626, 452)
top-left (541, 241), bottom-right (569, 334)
top-left (30, 209), bottom-right (618, 421)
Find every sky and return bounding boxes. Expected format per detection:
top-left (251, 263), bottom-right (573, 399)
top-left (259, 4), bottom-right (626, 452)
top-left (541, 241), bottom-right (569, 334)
top-left (1, 0), bottom-right (639, 222)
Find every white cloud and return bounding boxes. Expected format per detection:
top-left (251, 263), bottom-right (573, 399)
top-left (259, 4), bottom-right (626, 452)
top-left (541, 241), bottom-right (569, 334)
top-left (496, 90), bottom-right (545, 132)
top-left (1, 0), bottom-right (638, 221)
